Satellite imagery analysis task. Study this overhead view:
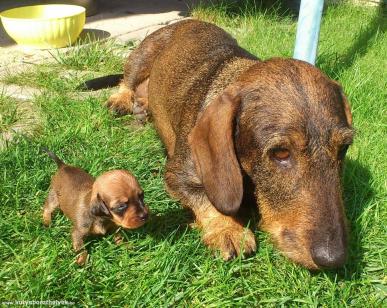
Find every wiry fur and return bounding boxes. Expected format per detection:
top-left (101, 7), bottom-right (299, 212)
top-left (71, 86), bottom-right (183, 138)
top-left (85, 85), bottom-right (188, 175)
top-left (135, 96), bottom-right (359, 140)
top-left (104, 20), bottom-right (354, 269)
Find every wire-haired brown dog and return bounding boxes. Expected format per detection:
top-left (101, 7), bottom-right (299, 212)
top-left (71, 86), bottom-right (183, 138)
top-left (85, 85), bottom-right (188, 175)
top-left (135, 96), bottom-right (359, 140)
top-left (87, 20), bottom-right (354, 269)
top-left (42, 149), bottom-right (149, 265)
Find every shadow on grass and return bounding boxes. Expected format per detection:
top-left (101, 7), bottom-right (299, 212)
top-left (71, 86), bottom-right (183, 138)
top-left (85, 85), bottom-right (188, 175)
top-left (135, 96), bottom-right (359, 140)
top-left (236, 156), bottom-right (374, 278)
top-left (77, 29), bottom-right (111, 42)
top-left (80, 209), bottom-right (191, 257)
top-left (197, 0), bottom-right (300, 18)
top-left (318, 7), bottom-right (386, 77)
top-left (87, 157), bottom-right (372, 276)
top-left (197, 0), bottom-right (362, 19)
top-left (122, 207), bottom-right (194, 242)
top-left (322, 158), bottom-right (374, 280)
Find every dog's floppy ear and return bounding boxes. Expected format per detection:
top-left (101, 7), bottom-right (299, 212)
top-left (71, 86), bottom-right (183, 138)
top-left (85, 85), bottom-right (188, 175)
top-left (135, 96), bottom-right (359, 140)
top-left (90, 193), bottom-right (111, 217)
top-left (341, 93), bottom-right (352, 127)
top-left (188, 85), bottom-right (243, 216)
top-left (332, 81), bottom-right (353, 127)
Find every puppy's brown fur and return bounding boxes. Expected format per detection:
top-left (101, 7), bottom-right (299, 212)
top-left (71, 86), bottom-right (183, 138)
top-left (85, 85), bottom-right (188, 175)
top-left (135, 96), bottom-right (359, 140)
top-left (42, 150), bottom-right (148, 265)
top-left (106, 20), bottom-right (354, 269)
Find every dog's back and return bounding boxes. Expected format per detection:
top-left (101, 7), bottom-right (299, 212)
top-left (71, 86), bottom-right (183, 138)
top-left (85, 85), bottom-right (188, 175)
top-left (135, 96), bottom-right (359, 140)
top-left (44, 152), bottom-right (94, 221)
top-left (147, 20), bottom-right (258, 155)
top-left (53, 165), bottom-right (93, 218)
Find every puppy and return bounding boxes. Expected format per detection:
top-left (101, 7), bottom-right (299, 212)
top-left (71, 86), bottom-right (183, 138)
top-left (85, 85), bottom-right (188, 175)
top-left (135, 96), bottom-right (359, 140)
top-left (42, 149), bottom-right (149, 265)
top-left (85, 20), bottom-right (354, 270)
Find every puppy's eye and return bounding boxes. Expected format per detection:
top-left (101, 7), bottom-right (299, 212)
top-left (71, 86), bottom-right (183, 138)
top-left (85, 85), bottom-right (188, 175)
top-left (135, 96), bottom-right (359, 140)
top-left (270, 147), bottom-right (290, 163)
top-left (116, 203), bottom-right (128, 212)
top-left (338, 144), bottom-right (349, 160)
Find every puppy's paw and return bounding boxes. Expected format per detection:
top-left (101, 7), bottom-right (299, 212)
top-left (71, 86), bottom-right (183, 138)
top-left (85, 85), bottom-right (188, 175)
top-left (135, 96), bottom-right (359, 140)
top-left (203, 224), bottom-right (256, 261)
top-left (42, 218), bottom-right (51, 227)
top-left (114, 233), bottom-right (124, 245)
top-left (42, 212), bottom-right (51, 227)
top-left (105, 91), bottom-right (134, 116)
top-left (76, 250), bottom-right (88, 266)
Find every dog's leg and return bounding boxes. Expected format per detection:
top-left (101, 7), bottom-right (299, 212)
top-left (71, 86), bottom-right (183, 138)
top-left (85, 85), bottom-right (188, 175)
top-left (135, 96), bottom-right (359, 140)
top-left (42, 190), bottom-right (59, 226)
top-left (71, 227), bottom-right (89, 266)
top-left (193, 201), bottom-right (256, 260)
top-left (106, 81), bottom-right (135, 116)
top-left (107, 78), bottom-right (150, 121)
top-left (107, 23), bottom-right (181, 117)
top-left (165, 164), bottom-right (256, 260)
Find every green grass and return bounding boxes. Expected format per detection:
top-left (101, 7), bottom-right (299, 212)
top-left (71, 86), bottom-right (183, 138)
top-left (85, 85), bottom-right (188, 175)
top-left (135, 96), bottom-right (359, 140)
top-left (0, 95), bottom-right (41, 149)
top-left (1, 2), bottom-right (386, 306)
top-left (0, 95), bottom-right (20, 133)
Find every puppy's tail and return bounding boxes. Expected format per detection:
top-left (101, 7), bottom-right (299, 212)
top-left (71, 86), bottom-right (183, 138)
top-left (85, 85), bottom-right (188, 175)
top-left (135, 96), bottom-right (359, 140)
top-left (76, 74), bottom-right (123, 91)
top-left (41, 147), bottom-right (64, 167)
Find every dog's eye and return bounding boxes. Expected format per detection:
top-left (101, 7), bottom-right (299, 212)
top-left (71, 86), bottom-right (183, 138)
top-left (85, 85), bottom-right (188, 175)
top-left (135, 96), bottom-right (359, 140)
top-left (116, 204), bottom-right (128, 212)
top-left (270, 148), bottom-right (290, 162)
top-left (338, 144), bottom-right (349, 160)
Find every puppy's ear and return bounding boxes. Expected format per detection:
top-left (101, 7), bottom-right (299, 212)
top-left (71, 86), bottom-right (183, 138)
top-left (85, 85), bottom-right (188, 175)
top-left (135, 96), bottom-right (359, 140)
top-left (90, 193), bottom-right (111, 217)
top-left (188, 85), bottom-right (243, 216)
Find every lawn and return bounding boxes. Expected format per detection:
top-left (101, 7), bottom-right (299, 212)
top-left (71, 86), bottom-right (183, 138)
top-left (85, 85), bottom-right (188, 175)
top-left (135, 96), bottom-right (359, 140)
top-left (0, 1), bottom-right (386, 306)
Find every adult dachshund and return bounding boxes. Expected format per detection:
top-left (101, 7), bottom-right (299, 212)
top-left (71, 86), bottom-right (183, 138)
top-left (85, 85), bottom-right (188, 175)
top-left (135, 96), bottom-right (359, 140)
top-left (86, 20), bottom-right (354, 269)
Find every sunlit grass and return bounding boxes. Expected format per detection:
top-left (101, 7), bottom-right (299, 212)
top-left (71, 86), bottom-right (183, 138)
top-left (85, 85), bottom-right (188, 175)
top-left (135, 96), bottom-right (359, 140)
top-left (0, 1), bottom-right (385, 305)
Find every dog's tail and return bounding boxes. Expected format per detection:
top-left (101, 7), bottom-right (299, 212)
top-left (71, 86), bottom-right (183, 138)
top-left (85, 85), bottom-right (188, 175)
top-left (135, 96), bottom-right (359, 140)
top-left (76, 74), bottom-right (123, 91)
top-left (41, 147), bottom-right (65, 167)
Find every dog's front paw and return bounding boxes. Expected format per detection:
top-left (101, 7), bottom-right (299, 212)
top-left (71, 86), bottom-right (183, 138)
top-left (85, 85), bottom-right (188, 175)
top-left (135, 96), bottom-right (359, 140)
top-left (202, 224), bottom-right (256, 260)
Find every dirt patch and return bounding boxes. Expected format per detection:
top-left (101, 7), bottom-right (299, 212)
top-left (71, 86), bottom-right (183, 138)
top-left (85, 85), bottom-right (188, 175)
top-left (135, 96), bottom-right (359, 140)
top-left (0, 95), bottom-right (41, 150)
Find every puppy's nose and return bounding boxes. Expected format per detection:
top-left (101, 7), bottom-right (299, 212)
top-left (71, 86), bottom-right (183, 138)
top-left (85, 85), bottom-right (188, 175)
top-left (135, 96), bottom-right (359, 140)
top-left (138, 211), bottom-right (148, 221)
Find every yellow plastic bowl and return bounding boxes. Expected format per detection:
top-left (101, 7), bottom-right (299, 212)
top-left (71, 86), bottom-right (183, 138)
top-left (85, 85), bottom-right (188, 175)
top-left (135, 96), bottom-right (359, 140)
top-left (0, 5), bottom-right (85, 49)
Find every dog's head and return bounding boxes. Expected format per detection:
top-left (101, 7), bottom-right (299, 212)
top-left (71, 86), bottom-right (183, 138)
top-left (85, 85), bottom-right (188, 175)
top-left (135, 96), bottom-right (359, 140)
top-left (90, 170), bottom-right (149, 229)
top-left (189, 58), bottom-right (354, 269)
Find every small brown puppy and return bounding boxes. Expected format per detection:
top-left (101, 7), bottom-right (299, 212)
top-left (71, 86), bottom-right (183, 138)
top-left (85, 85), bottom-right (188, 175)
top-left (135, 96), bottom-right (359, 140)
top-left (42, 149), bottom-right (149, 265)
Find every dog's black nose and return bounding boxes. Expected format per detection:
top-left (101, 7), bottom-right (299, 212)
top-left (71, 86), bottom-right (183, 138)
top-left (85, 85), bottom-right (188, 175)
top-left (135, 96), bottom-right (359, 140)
top-left (311, 243), bottom-right (346, 269)
top-left (310, 218), bottom-right (347, 269)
